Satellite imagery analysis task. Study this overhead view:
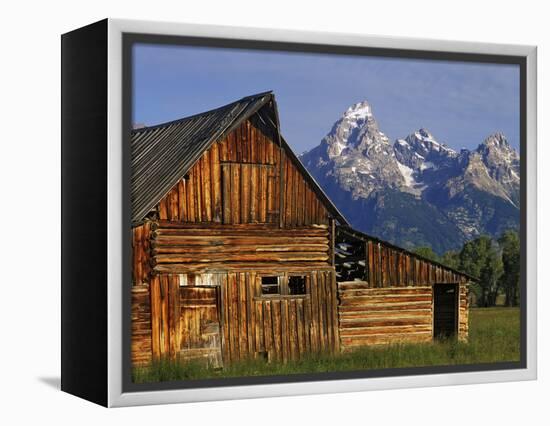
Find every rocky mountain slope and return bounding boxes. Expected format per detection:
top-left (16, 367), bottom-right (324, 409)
top-left (300, 102), bottom-right (520, 254)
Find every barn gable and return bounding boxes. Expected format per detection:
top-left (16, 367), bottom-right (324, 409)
top-left (131, 92), bottom-right (348, 226)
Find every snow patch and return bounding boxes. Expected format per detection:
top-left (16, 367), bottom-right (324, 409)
top-left (397, 161), bottom-right (415, 187)
top-left (345, 103), bottom-right (372, 120)
top-left (420, 161), bottom-right (437, 171)
top-left (333, 141), bottom-right (346, 156)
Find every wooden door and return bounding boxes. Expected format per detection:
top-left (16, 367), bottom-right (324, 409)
top-left (433, 284), bottom-right (458, 339)
top-left (179, 286), bottom-right (222, 367)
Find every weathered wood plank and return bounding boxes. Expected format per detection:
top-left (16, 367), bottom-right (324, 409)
top-left (154, 252), bottom-right (329, 264)
top-left (227, 273), bottom-right (241, 360)
top-left (310, 271), bottom-right (319, 352)
top-left (154, 262), bottom-right (333, 274)
top-left (281, 300), bottom-right (289, 363)
top-left (246, 273), bottom-right (255, 355)
top-left (255, 299), bottom-right (263, 352)
top-left (288, 299), bottom-right (297, 360)
top-left (222, 164), bottom-right (231, 224)
top-left (271, 300), bottom-right (281, 362)
top-left (220, 275), bottom-right (230, 362)
top-left (318, 271), bottom-right (327, 351)
top-left (238, 273), bottom-right (248, 358)
top-left (341, 332), bottom-right (432, 347)
top-left (263, 300), bottom-right (273, 356)
top-left (160, 275), bottom-right (169, 356)
top-left (295, 299), bottom-right (304, 358)
top-left (339, 295), bottom-right (433, 306)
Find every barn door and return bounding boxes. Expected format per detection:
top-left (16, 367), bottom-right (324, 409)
top-left (433, 284), bottom-right (458, 339)
top-left (179, 286), bottom-right (222, 367)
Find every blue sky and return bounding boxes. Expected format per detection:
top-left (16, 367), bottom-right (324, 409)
top-left (133, 43), bottom-right (520, 154)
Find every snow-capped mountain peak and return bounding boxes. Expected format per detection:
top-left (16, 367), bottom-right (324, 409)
top-left (477, 133), bottom-right (518, 171)
top-left (415, 128), bottom-right (435, 141)
top-left (301, 100), bottom-right (405, 199)
top-left (320, 100), bottom-right (392, 158)
top-left (393, 129), bottom-right (457, 176)
top-left (483, 132), bottom-right (510, 148)
top-left (343, 101), bottom-right (373, 121)
top-left (300, 99), bottom-right (520, 250)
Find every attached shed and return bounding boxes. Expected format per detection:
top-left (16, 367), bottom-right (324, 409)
top-left (130, 91), bottom-right (474, 369)
top-left (335, 227), bottom-right (473, 351)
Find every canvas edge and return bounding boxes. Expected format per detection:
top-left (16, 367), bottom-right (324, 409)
top-left (106, 18), bottom-right (537, 407)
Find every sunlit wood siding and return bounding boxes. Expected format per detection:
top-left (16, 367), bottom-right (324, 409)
top-left (146, 270), bottom-right (339, 363)
top-left (338, 284), bottom-right (433, 349)
top-left (336, 226), bottom-right (469, 286)
top-left (338, 282), bottom-right (469, 350)
top-left (131, 284), bottom-right (152, 365)
top-left (154, 119), bottom-right (330, 227)
top-left (149, 222), bottom-right (330, 274)
top-left (458, 284), bottom-right (469, 341)
top-left (132, 222), bottom-right (151, 285)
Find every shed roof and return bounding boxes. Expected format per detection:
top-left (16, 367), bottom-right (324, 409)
top-left (337, 225), bottom-right (477, 281)
top-left (131, 91), bottom-right (348, 225)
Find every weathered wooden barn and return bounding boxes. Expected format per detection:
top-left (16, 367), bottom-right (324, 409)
top-left (131, 92), bottom-right (473, 367)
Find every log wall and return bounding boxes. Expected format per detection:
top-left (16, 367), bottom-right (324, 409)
top-left (150, 222), bottom-right (330, 274)
top-left (459, 284), bottom-right (469, 341)
top-left (338, 284), bottom-right (433, 349)
top-left (132, 222), bottom-right (152, 285)
top-left (338, 282), bottom-right (469, 350)
top-left (154, 119), bottom-right (330, 227)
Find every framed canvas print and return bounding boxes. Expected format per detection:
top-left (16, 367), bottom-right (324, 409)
top-left (61, 18), bottom-right (537, 407)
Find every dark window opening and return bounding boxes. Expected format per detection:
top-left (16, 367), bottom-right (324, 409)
top-left (288, 276), bottom-right (306, 295)
top-left (334, 234), bottom-right (367, 283)
top-left (261, 276), bottom-right (280, 295)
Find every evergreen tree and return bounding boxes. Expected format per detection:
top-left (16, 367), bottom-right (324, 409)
top-left (459, 235), bottom-right (503, 307)
top-left (498, 230), bottom-right (520, 306)
top-left (440, 250), bottom-right (460, 269)
top-left (480, 248), bottom-right (503, 306)
top-left (413, 246), bottom-right (439, 262)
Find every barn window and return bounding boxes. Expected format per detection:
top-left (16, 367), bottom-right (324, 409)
top-left (259, 274), bottom-right (309, 298)
top-left (261, 276), bottom-right (280, 295)
top-left (288, 275), bottom-right (306, 295)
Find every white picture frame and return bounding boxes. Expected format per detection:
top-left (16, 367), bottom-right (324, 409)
top-left (61, 18), bottom-right (537, 407)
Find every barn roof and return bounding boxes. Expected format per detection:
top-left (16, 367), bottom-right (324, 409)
top-left (131, 91), bottom-right (349, 225)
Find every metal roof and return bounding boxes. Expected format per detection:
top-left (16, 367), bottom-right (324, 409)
top-left (130, 91), bottom-right (349, 225)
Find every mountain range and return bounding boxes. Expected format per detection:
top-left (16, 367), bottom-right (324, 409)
top-left (300, 101), bottom-right (520, 254)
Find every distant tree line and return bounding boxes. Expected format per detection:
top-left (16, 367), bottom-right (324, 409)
top-left (413, 230), bottom-right (520, 307)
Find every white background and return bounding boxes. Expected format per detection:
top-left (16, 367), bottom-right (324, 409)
top-left (0, 0), bottom-right (547, 424)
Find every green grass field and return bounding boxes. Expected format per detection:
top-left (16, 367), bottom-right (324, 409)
top-left (132, 307), bottom-right (520, 383)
